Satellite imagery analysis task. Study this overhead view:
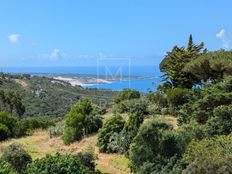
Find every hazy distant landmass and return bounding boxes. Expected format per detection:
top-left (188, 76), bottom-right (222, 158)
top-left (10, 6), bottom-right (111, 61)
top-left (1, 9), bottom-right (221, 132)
top-left (1, 66), bottom-right (162, 92)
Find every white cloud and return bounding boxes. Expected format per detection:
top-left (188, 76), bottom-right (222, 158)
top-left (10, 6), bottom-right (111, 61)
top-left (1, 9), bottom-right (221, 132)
top-left (8, 34), bottom-right (20, 44)
top-left (216, 29), bottom-right (231, 49)
top-left (41, 49), bottom-right (68, 61)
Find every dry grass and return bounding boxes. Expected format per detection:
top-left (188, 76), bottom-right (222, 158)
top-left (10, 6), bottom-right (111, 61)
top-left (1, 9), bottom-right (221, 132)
top-left (0, 130), bottom-right (133, 174)
top-left (13, 79), bottom-right (29, 88)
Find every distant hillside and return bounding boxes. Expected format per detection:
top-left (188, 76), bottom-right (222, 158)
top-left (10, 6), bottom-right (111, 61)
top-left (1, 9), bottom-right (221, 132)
top-left (0, 73), bottom-right (117, 117)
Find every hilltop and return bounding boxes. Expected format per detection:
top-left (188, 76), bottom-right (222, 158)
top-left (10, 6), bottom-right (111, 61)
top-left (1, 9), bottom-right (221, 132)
top-left (0, 73), bottom-right (117, 118)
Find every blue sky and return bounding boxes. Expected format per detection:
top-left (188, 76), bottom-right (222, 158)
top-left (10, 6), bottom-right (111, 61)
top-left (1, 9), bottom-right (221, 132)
top-left (0, 0), bottom-right (231, 67)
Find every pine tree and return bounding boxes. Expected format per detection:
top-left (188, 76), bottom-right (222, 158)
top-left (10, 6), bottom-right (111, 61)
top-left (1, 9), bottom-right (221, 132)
top-left (159, 35), bottom-right (205, 89)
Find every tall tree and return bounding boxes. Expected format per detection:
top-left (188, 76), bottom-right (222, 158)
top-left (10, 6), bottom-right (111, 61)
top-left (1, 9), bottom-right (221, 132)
top-left (159, 35), bottom-right (205, 89)
top-left (184, 50), bottom-right (232, 82)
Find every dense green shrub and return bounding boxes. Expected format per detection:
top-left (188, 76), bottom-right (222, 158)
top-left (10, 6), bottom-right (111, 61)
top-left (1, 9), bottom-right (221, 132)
top-left (161, 107), bottom-right (169, 115)
top-left (114, 89), bottom-right (140, 104)
top-left (0, 90), bottom-right (25, 118)
top-left (23, 117), bottom-right (55, 130)
top-left (76, 147), bottom-right (97, 172)
top-left (63, 126), bottom-right (79, 145)
top-left (205, 105), bottom-right (232, 136)
top-left (147, 103), bottom-right (161, 115)
top-left (147, 92), bottom-right (168, 108)
top-left (182, 134), bottom-right (232, 165)
top-left (138, 156), bottom-right (182, 174)
top-left (182, 134), bottom-right (232, 173)
top-left (177, 77), bottom-right (232, 125)
top-left (166, 88), bottom-right (190, 107)
top-left (63, 98), bottom-right (103, 144)
top-left (24, 153), bottom-right (89, 174)
top-left (113, 98), bottom-right (148, 114)
top-left (0, 123), bottom-right (10, 141)
top-left (48, 122), bottom-right (64, 138)
top-left (175, 121), bottom-right (205, 154)
top-left (183, 156), bottom-right (232, 174)
top-left (97, 115), bottom-right (125, 153)
top-left (107, 112), bottom-right (144, 153)
top-left (129, 118), bottom-right (175, 172)
top-left (0, 112), bottom-right (26, 139)
top-left (120, 113), bottom-right (144, 152)
top-left (0, 159), bottom-right (17, 174)
top-left (2, 143), bottom-right (32, 172)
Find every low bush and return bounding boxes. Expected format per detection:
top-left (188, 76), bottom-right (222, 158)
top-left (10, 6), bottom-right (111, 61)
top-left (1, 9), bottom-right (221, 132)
top-left (76, 147), bottom-right (97, 171)
top-left (23, 117), bottom-right (55, 130)
top-left (0, 112), bottom-right (26, 139)
top-left (114, 89), bottom-right (140, 104)
top-left (97, 115), bottom-right (125, 153)
top-left (1, 143), bottom-right (32, 172)
top-left (63, 98), bottom-right (103, 144)
top-left (24, 153), bottom-right (89, 174)
top-left (205, 104), bottom-right (232, 136)
top-left (0, 159), bottom-right (17, 174)
top-left (0, 123), bottom-right (10, 141)
top-left (147, 103), bottom-right (161, 115)
top-left (129, 118), bottom-right (175, 172)
top-left (48, 122), bottom-right (64, 138)
top-left (113, 98), bottom-right (148, 114)
top-left (166, 88), bottom-right (190, 107)
top-left (182, 134), bottom-right (232, 173)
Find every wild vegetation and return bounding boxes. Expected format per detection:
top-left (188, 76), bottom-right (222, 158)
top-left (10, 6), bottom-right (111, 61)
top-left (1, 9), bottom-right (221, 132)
top-left (0, 74), bottom-right (116, 118)
top-left (1, 35), bottom-right (232, 173)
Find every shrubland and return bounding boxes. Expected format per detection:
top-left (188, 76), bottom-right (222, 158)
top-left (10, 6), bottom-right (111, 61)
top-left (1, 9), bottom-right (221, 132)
top-left (1, 35), bottom-right (232, 173)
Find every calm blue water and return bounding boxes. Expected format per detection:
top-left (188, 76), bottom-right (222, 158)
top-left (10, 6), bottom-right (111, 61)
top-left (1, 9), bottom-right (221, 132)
top-left (86, 77), bottom-right (160, 93)
top-left (1, 66), bottom-right (162, 93)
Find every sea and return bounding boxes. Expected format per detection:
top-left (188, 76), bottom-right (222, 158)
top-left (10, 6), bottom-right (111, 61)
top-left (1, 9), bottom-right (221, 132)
top-left (1, 66), bottom-right (162, 93)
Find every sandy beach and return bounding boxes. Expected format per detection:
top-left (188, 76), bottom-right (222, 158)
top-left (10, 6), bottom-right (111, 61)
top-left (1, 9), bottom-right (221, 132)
top-left (53, 76), bottom-right (111, 87)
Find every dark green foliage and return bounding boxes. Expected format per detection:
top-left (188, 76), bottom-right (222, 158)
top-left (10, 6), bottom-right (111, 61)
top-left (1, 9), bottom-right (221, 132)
top-left (2, 143), bottom-right (32, 172)
top-left (175, 122), bottom-right (205, 155)
top-left (24, 153), bottom-right (89, 174)
top-left (182, 134), bottom-right (232, 172)
top-left (120, 113), bottom-right (144, 152)
top-left (138, 156), bottom-right (182, 174)
top-left (160, 35), bottom-right (204, 89)
top-left (184, 50), bottom-right (232, 83)
top-left (0, 159), bottom-right (17, 174)
top-left (0, 74), bottom-right (116, 118)
top-left (114, 89), bottom-right (140, 104)
top-left (0, 123), bottom-right (10, 141)
top-left (183, 156), bottom-right (232, 174)
top-left (0, 90), bottom-right (25, 118)
top-left (177, 76), bottom-right (232, 125)
top-left (23, 117), bottom-right (55, 130)
top-left (76, 147), bottom-right (97, 172)
top-left (147, 92), bottom-right (168, 108)
top-left (166, 88), bottom-right (190, 107)
top-left (205, 105), bottom-right (232, 136)
top-left (97, 115), bottom-right (125, 153)
top-left (63, 127), bottom-right (78, 145)
top-left (0, 112), bottom-right (26, 139)
top-left (113, 98), bottom-right (148, 114)
top-left (129, 118), bottom-right (175, 172)
top-left (63, 99), bottom-right (102, 144)
top-left (107, 112), bottom-right (144, 153)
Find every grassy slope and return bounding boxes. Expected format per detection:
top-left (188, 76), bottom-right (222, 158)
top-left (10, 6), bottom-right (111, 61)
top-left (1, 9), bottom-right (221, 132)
top-left (0, 114), bottom-right (177, 174)
top-left (0, 131), bottom-right (132, 174)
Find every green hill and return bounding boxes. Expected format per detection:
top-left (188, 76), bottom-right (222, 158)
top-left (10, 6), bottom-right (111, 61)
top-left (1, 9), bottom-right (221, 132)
top-left (0, 73), bottom-right (117, 118)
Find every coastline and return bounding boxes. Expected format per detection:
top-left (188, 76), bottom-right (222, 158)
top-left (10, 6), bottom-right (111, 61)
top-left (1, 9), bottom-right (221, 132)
top-left (53, 76), bottom-right (112, 87)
